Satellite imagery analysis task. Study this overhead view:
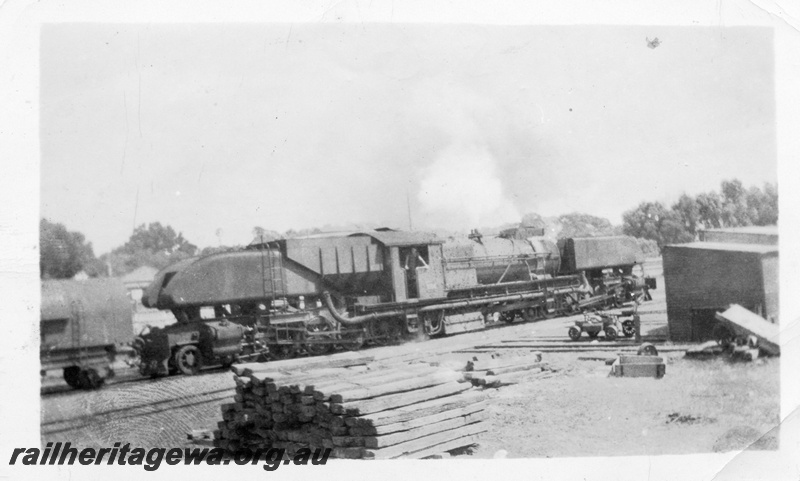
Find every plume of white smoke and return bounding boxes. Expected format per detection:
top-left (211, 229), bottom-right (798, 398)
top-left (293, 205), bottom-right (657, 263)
top-left (417, 141), bottom-right (520, 230)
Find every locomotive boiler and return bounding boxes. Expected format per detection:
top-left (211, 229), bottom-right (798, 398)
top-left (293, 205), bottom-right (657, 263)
top-left (137, 228), bottom-right (653, 375)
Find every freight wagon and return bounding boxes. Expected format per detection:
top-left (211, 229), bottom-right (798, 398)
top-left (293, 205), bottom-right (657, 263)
top-left (137, 229), bottom-right (653, 376)
top-left (40, 278), bottom-right (134, 389)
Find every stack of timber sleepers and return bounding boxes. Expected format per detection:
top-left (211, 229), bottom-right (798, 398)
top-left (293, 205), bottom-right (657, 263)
top-left (214, 359), bottom-right (489, 459)
top-left (462, 351), bottom-right (556, 387)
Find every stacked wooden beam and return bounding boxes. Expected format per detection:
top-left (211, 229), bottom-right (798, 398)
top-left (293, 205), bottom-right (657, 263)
top-left (213, 358), bottom-right (489, 459)
top-left (461, 351), bottom-right (556, 387)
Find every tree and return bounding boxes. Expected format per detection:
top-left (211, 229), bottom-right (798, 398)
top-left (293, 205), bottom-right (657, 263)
top-left (40, 219), bottom-right (97, 279)
top-left (622, 202), bottom-right (693, 250)
top-left (720, 179), bottom-right (752, 227)
top-left (746, 183), bottom-right (778, 225)
top-left (118, 222), bottom-right (197, 256)
top-left (695, 192), bottom-right (723, 229)
top-left (102, 222), bottom-right (198, 276)
top-left (671, 194), bottom-right (700, 238)
top-left (556, 212), bottom-right (618, 238)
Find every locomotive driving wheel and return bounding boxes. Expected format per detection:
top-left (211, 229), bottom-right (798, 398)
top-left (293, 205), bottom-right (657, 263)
top-left (63, 366), bottom-right (82, 389)
top-left (174, 345), bottom-right (202, 376)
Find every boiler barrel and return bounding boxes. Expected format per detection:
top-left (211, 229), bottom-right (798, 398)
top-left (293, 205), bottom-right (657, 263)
top-left (443, 237), bottom-right (561, 285)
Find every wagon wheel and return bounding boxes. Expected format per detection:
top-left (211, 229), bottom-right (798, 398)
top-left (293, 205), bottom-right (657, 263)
top-left (604, 326), bottom-right (618, 341)
top-left (712, 324), bottom-right (735, 346)
top-left (269, 344), bottom-right (297, 360)
top-left (174, 345), bottom-right (203, 375)
top-left (568, 326), bottom-right (582, 341)
top-left (78, 368), bottom-right (104, 389)
top-left (63, 366), bottom-right (82, 389)
top-left (305, 323), bottom-right (334, 356)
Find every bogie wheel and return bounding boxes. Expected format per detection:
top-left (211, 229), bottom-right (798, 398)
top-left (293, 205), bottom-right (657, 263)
top-left (306, 323), bottom-right (334, 356)
top-left (63, 366), bottom-right (82, 389)
top-left (174, 345), bottom-right (203, 375)
top-left (604, 326), bottom-right (618, 341)
top-left (568, 327), bottom-right (582, 341)
top-left (500, 311), bottom-right (516, 324)
top-left (522, 308), bottom-right (538, 322)
top-left (270, 344), bottom-right (297, 360)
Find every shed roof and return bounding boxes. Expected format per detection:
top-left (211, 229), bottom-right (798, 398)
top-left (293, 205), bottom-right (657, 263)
top-left (667, 242), bottom-right (778, 255)
top-left (702, 226), bottom-right (778, 236)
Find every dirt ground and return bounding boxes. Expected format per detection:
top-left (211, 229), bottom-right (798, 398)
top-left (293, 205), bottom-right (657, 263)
top-left (40, 258), bottom-right (781, 457)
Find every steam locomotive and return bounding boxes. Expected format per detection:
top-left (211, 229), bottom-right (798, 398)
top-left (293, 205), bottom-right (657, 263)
top-left (136, 228), bottom-right (655, 377)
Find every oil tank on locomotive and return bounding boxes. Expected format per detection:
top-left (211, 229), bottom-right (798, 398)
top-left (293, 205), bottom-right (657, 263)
top-left (40, 278), bottom-right (134, 389)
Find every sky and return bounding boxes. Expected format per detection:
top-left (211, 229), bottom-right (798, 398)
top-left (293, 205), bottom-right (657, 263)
top-left (40, 24), bottom-right (777, 254)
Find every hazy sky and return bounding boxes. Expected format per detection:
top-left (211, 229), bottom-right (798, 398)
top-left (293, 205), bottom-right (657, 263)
top-left (40, 24), bottom-right (776, 253)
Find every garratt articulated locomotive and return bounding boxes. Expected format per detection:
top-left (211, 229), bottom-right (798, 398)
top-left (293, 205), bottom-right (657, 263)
top-left (136, 228), bottom-right (655, 376)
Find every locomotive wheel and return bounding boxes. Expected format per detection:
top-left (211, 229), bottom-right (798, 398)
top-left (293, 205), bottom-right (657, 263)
top-left (340, 331), bottom-right (365, 351)
top-left (622, 324), bottom-right (636, 338)
top-left (604, 326), bottom-right (618, 341)
top-left (270, 344), bottom-right (297, 360)
top-left (63, 366), bottom-right (82, 389)
top-left (174, 345), bottom-right (203, 375)
top-left (500, 311), bottom-right (516, 324)
top-left (568, 327), bottom-right (582, 341)
top-left (219, 355), bottom-right (235, 369)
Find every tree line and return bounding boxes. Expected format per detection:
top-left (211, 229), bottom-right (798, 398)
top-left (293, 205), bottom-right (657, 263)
top-left (621, 179), bottom-right (777, 250)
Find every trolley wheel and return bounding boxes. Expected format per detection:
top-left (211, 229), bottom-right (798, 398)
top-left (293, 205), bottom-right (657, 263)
top-left (270, 344), bottom-right (297, 360)
top-left (587, 331), bottom-right (599, 339)
top-left (622, 323), bottom-right (636, 338)
top-left (174, 345), bottom-right (203, 375)
top-left (63, 366), bottom-right (82, 389)
top-left (638, 343), bottom-right (658, 356)
top-left (604, 326), bottom-right (618, 341)
top-left (568, 327), bottom-right (582, 341)
top-left (78, 368), bottom-right (104, 389)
